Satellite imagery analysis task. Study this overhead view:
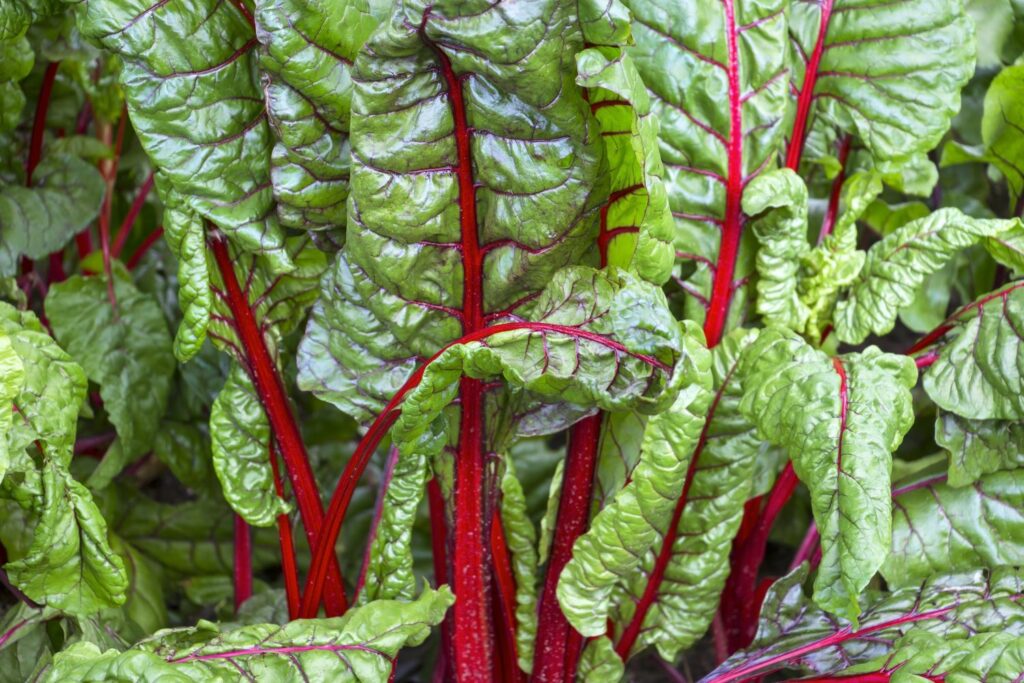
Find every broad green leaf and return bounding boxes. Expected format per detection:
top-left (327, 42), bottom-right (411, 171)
top-left (0, 34), bottom-right (31, 133)
top-left (936, 411), bottom-right (1024, 486)
top-left (706, 566), bottom-right (1024, 681)
top-left (46, 271), bottom-right (175, 459)
top-left (0, 603), bottom-right (57, 683)
top-left (152, 421), bottom-right (217, 496)
top-left (610, 328), bottom-right (766, 660)
top-left (538, 459), bottom-right (563, 568)
top-left (162, 200), bottom-right (210, 363)
top-left (0, 331), bottom-right (24, 484)
top-left (498, 455), bottom-right (539, 674)
top-left (45, 587), bottom-right (453, 681)
top-left (6, 462), bottom-right (128, 616)
top-left (981, 63), bottom-right (1024, 206)
top-left (72, 0), bottom-right (293, 270)
top-left (254, 0), bottom-right (384, 235)
top-left (624, 0), bottom-right (788, 319)
top-left (834, 209), bottom-right (1020, 344)
top-left (922, 281), bottom-right (1024, 420)
top-left (578, 636), bottom-right (624, 683)
top-left (882, 470), bottom-right (1024, 587)
top-left (0, 155), bottom-right (104, 277)
top-left (557, 322), bottom-right (711, 638)
top-left (742, 169), bottom-right (811, 331)
top-left (788, 0), bottom-right (975, 163)
top-left (209, 364), bottom-right (289, 528)
top-left (740, 328), bottom-right (917, 620)
top-left (575, 0), bottom-right (674, 285)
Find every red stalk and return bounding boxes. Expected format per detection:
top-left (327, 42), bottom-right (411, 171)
top-left (298, 321), bottom-right (669, 619)
top-left (209, 234), bottom-right (348, 616)
top-left (428, 479), bottom-right (452, 683)
top-left (97, 112), bottom-right (128, 314)
top-left (233, 514), bottom-right (253, 612)
top-left (532, 413), bottom-right (601, 682)
top-left (719, 461), bottom-right (800, 651)
top-left (702, 0), bottom-right (744, 349)
top-left (269, 442), bottom-right (300, 620)
top-left (47, 252), bottom-right (66, 284)
top-left (112, 172), bottom-right (155, 257)
top-left (126, 226), bottom-right (165, 270)
top-left (491, 514), bottom-right (525, 683)
top-left (790, 522), bottom-right (820, 572)
top-left (785, 0), bottom-right (835, 171)
top-left (817, 135), bottom-right (852, 245)
top-left (26, 62), bottom-right (60, 186)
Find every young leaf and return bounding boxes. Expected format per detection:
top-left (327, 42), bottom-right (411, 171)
top-left (209, 364), bottom-right (290, 528)
top-left (834, 209), bottom-right (1020, 344)
top-left (162, 200), bottom-right (210, 363)
top-left (882, 470), bottom-right (1024, 587)
top-left (497, 456), bottom-right (539, 674)
top-left (740, 328), bottom-right (917, 620)
top-left (46, 271), bottom-right (175, 459)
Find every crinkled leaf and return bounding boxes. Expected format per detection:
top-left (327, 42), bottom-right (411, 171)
top-left (72, 0), bottom-right (292, 270)
top-left (624, 0), bottom-right (788, 315)
top-left (152, 421), bottom-right (217, 496)
top-left (254, 0), bottom-right (383, 235)
top-left (704, 566), bottom-right (1024, 681)
top-left (834, 209), bottom-right (1020, 344)
top-left (45, 587), bottom-right (453, 681)
top-left (922, 281), bottom-right (1024, 420)
top-left (788, 0), bottom-right (975, 164)
top-left (46, 271), bottom-right (174, 459)
top-left (610, 328), bottom-right (766, 660)
top-left (498, 455), bottom-right (539, 674)
top-left (209, 364), bottom-right (289, 528)
top-left (557, 322), bottom-right (711, 638)
top-left (0, 331), bottom-right (24, 484)
top-left (743, 169), bottom-right (811, 331)
top-left (936, 410), bottom-right (1024, 487)
top-left (162, 200), bottom-right (210, 363)
top-left (882, 470), bottom-right (1024, 587)
top-left (0, 155), bottom-right (104, 277)
top-left (575, 5), bottom-right (674, 284)
top-left (577, 636), bottom-right (624, 683)
top-left (740, 328), bottom-right (917, 620)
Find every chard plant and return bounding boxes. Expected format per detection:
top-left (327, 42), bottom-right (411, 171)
top-left (2, 0), bottom-right (1024, 680)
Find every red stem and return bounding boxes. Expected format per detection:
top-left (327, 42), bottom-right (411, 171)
top-left (209, 234), bottom-right (348, 616)
top-left (269, 442), bottom-right (300, 620)
top-left (233, 514), bottom-right (252, 612)
top-left (817, 135), bottom-right (852, 245)
top-left (702, 0), bottom-right (744, 349)
top-left (790, 521), bottom-right (820, 572)
top-left (112, 172), bottom-right (155, 257)
top-left (532, 413), bottom-right (602, 682)
top-left (428, 478), bottom-right (452, 682)
top-left (26, 62), bottom-right (60, 186)
top-left (126, 226), bottom-right (164, 270)
top-left (720, 461), bottom-right (800, 651)
top-left (785, 0), bottom-right (835, 171)
top-left (491, 513), bottom-right (525, 683)
top-left (297, 321), bottom-right (669, 619)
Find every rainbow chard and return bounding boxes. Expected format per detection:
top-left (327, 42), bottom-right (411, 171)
top-left (8, 0), bottom-right (1024, 680)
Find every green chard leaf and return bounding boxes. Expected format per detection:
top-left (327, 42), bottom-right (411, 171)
top-left (705, 566), bottom-right (1024, 681)
top-left (882, 470), bottom-right (1024, 587)
top-left (834, 209), bottom-right (1020, 344)
top-left (624, 0), bottom-right (788, 326)
top-left (0, 303), bottom-right (127, 615)
top-left (922, 280), bottom-right (1024, 420)
top-left (71, 0), bottom-right (291, 269)
top-left (161, 199), bottom-right (211, 363)
top-left (45, 587), bottom-right (453, 681)
top-left (740, 328), bottom-right (917, 620)
top-left (254, 0), bottom-right (384, 236)
top-left (0, 155), bottom-right (105, 278)
top-left (498, 455), bottom-right (540, 674)
top-left (936, 411), bottom-right (1024, 487)
top-left (46, 270), bottom-right (175, 460)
